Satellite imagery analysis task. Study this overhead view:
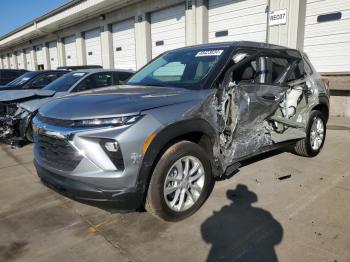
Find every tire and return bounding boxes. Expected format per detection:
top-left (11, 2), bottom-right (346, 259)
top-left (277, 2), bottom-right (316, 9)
top-left (26, 125), bottom-right (33, 142)
top-left (145, 141), bottom-right (214, 222)
top-left (294, 110), bottom-right (326, 157)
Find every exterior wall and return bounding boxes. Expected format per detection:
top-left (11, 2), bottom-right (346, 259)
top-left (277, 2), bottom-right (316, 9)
top-left (0, 0), bottom-right (348, 117)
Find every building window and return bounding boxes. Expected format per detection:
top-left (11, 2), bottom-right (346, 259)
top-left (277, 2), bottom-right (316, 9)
top-left (317, 12), bottom-right (342, 23)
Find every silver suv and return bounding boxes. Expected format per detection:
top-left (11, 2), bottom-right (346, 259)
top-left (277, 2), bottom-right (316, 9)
top-left (32, 42), bottom-right (329, 221)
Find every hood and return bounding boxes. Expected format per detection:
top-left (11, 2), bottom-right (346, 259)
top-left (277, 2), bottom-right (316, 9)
top-left (40, 85), bottom-right (204, 120)
top-left (0, 89), bottom-right (56, 102)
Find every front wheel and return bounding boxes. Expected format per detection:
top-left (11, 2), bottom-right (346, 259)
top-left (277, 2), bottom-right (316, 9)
top-left (294, 110), bottom-right (326, 157)
top-left (145, 141), bottom-right (214, 222)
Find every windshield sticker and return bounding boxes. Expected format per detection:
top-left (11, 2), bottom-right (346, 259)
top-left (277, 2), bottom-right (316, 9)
top-left (73, 73), bottom-right (85, 77)
top-left (22, 77), bottom-right (30, 81)
top-left (196, 50), bottom-right (224, 57)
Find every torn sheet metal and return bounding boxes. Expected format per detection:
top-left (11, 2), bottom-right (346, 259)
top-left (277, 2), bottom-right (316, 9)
top-left (196, 76), bottom-right (317, 173)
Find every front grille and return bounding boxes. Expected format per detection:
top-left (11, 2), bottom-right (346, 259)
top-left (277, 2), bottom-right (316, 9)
top-left (36, 134), bottom-right (83, 172)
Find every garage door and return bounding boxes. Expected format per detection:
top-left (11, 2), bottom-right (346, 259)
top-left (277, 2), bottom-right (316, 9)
top-left (25, 49), bottom-right (33, 70)
top-left (17, 51), bottom-right (25, 69)
top-left (112, 19), bottom-right (136, 70)
top-left (63, 35), bottom-right (77, 66)
top-left (151, 4), bottom-right (186, 58)
top-left (208, 0), bottom-right (267, 43)
top-left (84, 28), bottom-right (102, 66)
top-left (10, 53), bottom-right (16, 69)
top-left (304, 0), bottom-right (350, 72)
top-left (35, 45), bottom-right (44, 69)
top-left (48, 41), bottom-right (59, 69)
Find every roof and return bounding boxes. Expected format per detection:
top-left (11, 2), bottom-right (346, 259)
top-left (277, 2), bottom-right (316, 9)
top-left (0, 0), bottom-right (84, 41)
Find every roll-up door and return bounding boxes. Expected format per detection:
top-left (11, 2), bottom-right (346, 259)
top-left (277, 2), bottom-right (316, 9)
top-left (35, 45), bottom-right (44, 69)
top-left (208, 0), bottom-right (267, 43)
top-left (48, 41), bottom-right (59, 69)
top-left (150, 4), bottom-right (186, 58)
top-left (10, 53), bottom-right (16, 69)
top-left (304, 0), bottom-right (350, 72)
top-left (84, 28), bottom-right (102, 66)
top-left (25, 49), bottom-right (33, 70)
top-left (17, 51), bottom-right (24, 69)
top-left (112, 19), bottom-right (136, 70)
top-left (63, 35), bottom-right (77, 66)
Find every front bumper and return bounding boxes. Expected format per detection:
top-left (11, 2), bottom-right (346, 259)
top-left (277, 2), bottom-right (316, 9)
top-left (35, 160), bottom-right (143, 210)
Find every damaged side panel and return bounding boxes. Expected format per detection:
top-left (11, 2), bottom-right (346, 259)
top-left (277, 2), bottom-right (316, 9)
top-left (199, 54), bottom-right (320, 173)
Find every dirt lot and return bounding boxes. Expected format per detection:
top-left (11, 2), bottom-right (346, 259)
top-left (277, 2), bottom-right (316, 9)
top-left (1, 117), bottom-right (350, 262)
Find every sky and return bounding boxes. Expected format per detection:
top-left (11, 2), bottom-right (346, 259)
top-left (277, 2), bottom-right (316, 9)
top-left (0, 0), bottom-right (70, 37)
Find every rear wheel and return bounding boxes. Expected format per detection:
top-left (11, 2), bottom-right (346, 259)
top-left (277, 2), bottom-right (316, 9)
top-left (145, 141), bottom-right (214, 222)
top-left (294, 110), bottom-right (326, 157)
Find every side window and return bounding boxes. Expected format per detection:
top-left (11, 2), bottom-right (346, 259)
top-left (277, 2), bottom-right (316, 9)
top-left (115, 72), bottom-right (132, 85)
top-left (303, 57), bottom-right (313, 75)
top-left (29, 73), bottom-right (59, 89)
top-left (287, 60), bottom-right (305, 82)
top-left (2, 71), bottom-right (18, 79)
top-left (152, 62), bottom-right (186, 81)
top-left (268, 57), bottom-right (289, 84)
top-left (75, 72), bottom-right (112, 92)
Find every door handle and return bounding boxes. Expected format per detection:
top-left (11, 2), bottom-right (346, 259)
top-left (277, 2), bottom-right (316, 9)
top-left (262, 94), bottom-right (277, 101)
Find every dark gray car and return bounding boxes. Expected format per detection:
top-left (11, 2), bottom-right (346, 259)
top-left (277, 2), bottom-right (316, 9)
top-left (32, 42), bottom-right (329, 221)
top-left (0, 69), bottom-right (133, 146)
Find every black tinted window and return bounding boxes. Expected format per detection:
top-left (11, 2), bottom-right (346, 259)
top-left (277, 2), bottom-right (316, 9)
top-left (75, 72), bottom-right (112, 92)
top-left (119, 72), bottom-right (132, 82)
top-left (30, 73), bottom-right (62, 89)
top-left (2, 71), bottom-right (20, 79)
top-left (44, 72), bottom-right (87, 92)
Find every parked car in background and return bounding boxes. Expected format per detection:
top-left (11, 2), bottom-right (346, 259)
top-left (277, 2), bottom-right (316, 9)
top-left (0, 69), bottom-right (28, 85)
top-left (0, 70), bottom-right (67, 91)
top-left (0, 69), bottom-right (134, 146)
top-left (57, 65), bottom-right (103, 71)
top-left (32, 42), bottom-right (329, 221)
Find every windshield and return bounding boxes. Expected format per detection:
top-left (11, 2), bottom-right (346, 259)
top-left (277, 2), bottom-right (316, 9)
top-left (128, 47), bottom-right (229, 89)
top-left (43, 72), bottom-right (87, 92)
top-left (7, 72), bottom-right (37, 86)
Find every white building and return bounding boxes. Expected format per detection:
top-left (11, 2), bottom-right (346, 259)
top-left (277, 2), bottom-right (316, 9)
top-left (0, 0), bottom-right (349, 115)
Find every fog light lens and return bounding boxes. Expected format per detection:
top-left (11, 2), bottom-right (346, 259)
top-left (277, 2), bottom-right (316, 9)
top-left (104, 141), bottom-right (119, 152)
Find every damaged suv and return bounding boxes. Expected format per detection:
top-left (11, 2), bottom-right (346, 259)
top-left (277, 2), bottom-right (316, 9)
top-left (33, 42), bottom-right (329, 221)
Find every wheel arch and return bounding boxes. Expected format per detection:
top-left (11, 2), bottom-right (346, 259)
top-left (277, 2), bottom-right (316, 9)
top-left (135, 119), bottom-right (217, 204)
top-left (313, 95), bottom-right (329, 123)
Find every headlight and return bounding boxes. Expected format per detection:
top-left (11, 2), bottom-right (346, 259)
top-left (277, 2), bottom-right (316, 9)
top-left (72, 115), bottom-right (142, 128)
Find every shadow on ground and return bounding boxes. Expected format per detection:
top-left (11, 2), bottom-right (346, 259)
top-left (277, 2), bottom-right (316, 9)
top-left (201, 184), bottom-right (283, 262)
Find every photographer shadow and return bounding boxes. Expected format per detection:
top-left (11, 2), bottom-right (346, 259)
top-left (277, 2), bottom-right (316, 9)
top-left (201, 184), bottom-right (283, 262)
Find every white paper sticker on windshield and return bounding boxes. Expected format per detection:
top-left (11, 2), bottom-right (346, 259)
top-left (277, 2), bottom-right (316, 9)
top-left (22, 77), bottom-right (30, 81)
top-left (196, 50), bottom-right (224, 57)
top-left (73, 73), bottom-right (86, 77)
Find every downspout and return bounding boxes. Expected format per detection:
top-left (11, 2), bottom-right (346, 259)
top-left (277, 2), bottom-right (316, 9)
top-left (265, 0), bottom-right (271, 43)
